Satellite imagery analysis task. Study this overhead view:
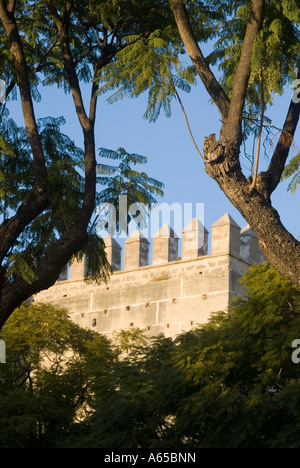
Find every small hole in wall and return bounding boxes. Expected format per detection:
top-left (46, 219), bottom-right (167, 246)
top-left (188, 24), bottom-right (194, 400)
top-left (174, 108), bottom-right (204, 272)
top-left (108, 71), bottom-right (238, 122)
top-left (126, 306), bottom-right (131, 311)
top-left (92, 319), bottom-right (97, 327)
top-left (147, 326), bottom-right (151, 331)
top-left (130, 322), bottom-right (134, 327)
top-left (190, 321), bottom-right (194, 326)
top-left (166, 324), bottom-right (170, 329)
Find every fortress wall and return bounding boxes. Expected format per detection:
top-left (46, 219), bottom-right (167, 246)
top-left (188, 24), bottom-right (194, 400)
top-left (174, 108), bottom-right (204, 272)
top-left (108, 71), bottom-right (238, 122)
top-left (34, 214), bottom-right (264, 340)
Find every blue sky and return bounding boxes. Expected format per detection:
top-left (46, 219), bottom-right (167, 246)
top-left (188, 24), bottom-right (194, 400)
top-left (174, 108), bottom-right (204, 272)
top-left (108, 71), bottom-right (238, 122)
top-left (7, 67), bottom-right (300, 246)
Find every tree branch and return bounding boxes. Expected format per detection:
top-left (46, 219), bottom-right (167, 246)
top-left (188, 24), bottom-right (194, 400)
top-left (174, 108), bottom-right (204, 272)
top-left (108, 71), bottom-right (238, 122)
top-left (250, 69), bottom-right (265, 191)
top-left (6, 0), bottom-right (16, 13)
top-left (44, 0), bottom-right (98, 241)
top-left (63, 0), bottom-right (73, 27)
top-left (168, 0), bottom-right (230, 120)
top-left (43, 0), bottom-right (96, 206)
top-left (222, 0), bottom-right (264, 147)
top-left (5, 77), bottom-right (16, 99)
top-left (0, 0), bottom-right (49, 262)
top-left (0, 1), bottom-right (48, 188)
top-left (89, 63), bottom-right (101, 125)
top-left (175, 89), bottom-right (205, 160)
top-left (43, 0), bottom-right (90, 131)
top-left (0, 222), bottom-right (89, 328)
top-left (256, 78), bottom-right (300, 198)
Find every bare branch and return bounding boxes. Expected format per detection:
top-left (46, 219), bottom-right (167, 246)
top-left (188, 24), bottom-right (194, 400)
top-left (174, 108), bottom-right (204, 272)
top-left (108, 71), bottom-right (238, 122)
top-left (5, 77), bottom-right (16, 98)
top-left (0, 1), bottom-right (48, 186)
top-left (89, 61), bottom-right (102, 125)
top-left (256, 78), bottom-right (300, 197)
top-left (63, 0), bottom-right (74, 27)
top-left (0, 0), bottom-right (49, 262)
top-left (222, 0), bottom-right (264, 146)
top-left (44, 0), bottom-right (90, 131)
top-left (168, 0), bottom-right (230, 120)
top-left (6, 0), bottom-right (16, 13)
top-left (250, 69), bottom-right (265, 191)
top-left (175, 89), bottom-right (205, 161)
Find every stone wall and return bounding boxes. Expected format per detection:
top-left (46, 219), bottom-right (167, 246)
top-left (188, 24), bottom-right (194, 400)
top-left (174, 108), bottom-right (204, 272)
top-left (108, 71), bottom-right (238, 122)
top-left (34, 214), bottom-right (264, 340)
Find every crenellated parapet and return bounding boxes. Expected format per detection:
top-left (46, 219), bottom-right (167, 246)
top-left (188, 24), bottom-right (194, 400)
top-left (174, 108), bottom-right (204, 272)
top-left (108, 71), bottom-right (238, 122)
top-left (124, 230), bottom-right (150, 271)
top-left (35, 213), bottom-right (265, 341)
top-left (65, 213), bottom-right (264, 281)
top-left (104, 236), bottom-right (122, 272)
top-left (182, 218), bottom-right (208, 260)
top-left (153, 225), bottom-right (179, 266)
top-left (211, 213), bottom-right (241, 257)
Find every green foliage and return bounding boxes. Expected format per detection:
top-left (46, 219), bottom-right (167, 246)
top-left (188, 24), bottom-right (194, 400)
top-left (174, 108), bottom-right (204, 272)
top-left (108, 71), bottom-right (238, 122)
top-left (207, 0), bottom-right (300, 111)
top-left (0, 302), bottom-right (115, 448)
top-left (96, 147), bottom-right (164, 235)
top-left (90, 0), bottom-right (300, 129)
top-left (0, 114), bottom-right (88, 283)
top-left (113, 327), bottom-right (148, 353)
top-left (2, 265), bottom-right (300, 448)
top-left (0, 0), bottom-right (168, 288)
top-left (0, 112), bottom-right (163, 284)
top-left (97, 147), bottom-right (164, 205)
top-left (98, 29), bottom-right (196, 122)
top-left (89, 0), bottom-right (300, 168)
top-left (282, 152), bottom-right (300, 194)
top-left (75, 263), bottom-right (300, 449)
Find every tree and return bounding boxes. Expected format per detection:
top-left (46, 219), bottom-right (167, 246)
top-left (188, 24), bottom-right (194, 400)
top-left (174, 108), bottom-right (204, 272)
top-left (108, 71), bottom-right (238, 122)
top-left (100, 0), bottom-right (300, 286)
top-left (89, 0), bottom-right (300, 287)
top-left (0, 0), bottom-right (168, 328)
top-left (2, 0), bottom-right (299, 328)
top-left (0, 302), bottom-right (116, 448)
top-left (166, 0), bottom-right (300, 287)
top-left (168, 263), bottom-right (300, 448)
top-left (2, 264), bottom-right (300, 448)
top-left (75, 263), bottom-right (300, 449)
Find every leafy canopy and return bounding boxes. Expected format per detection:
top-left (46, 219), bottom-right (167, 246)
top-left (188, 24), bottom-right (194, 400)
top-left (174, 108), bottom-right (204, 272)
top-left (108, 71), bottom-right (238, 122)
top-left (0, 111), bottom-right (164, 284)
top-left (2, 264), bottom-right (300, 447)
top-left (0, 302), bottom-right (116, 448)
top-left (96, 0), bottom-right (300, 174)
top-left (0, 0), bottom-right (169, 289)
top-left (78, 263), bottom-right (300, 449)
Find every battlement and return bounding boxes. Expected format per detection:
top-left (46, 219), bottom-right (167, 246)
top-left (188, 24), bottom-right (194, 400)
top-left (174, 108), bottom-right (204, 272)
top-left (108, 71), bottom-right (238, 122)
top-left (36, 213), bottom-right (264, 340)
top-left (61, 213), bottom-right (263, 281)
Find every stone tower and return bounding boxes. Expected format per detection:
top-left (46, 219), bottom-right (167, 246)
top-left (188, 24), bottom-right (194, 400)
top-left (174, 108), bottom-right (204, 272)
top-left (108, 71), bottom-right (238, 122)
top-left (34, 214), bottom-right (264, 340)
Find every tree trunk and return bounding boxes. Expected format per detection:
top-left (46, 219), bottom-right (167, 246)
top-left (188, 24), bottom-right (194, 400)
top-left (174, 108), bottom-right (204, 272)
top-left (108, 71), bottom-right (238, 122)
top-left (204, 136), bottom-right (300, 288)
top-left (169, 0), bottom-right (300, 288)
top-left (0, 0), bottom-right (99, 329)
